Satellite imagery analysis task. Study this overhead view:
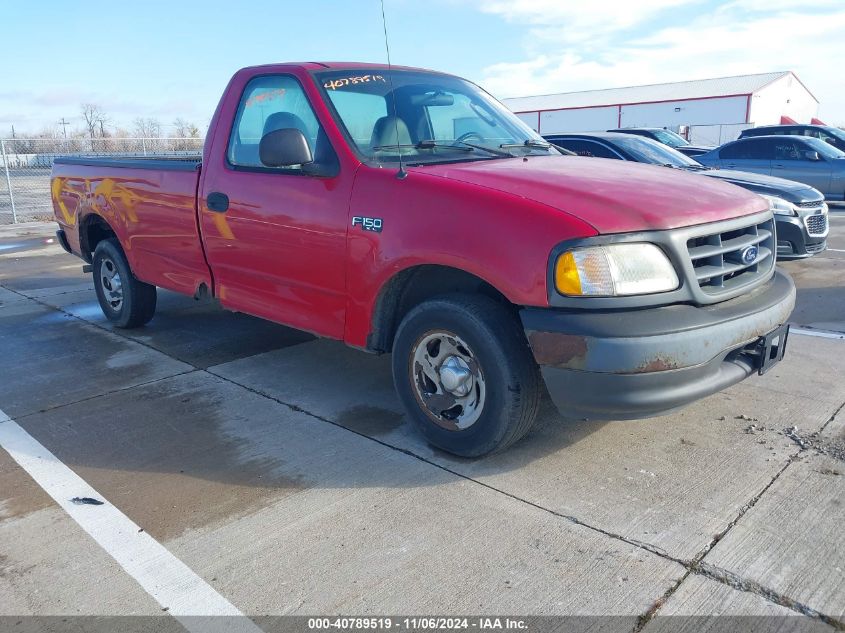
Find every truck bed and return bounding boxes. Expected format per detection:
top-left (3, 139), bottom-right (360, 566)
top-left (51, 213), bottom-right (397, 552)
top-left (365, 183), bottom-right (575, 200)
top-left (51, 155), bottom-right (211, 298)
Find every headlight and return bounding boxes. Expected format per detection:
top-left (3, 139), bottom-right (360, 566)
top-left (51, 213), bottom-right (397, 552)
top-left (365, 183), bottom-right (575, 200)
top-left (759, 194), bottom-right (796, 216)
top-left (554, 243), bottom-right (679, 296)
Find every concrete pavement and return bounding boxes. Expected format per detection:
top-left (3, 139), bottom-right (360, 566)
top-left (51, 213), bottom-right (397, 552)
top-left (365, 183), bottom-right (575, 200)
top-left (0, 220), bottom-right (843, 630)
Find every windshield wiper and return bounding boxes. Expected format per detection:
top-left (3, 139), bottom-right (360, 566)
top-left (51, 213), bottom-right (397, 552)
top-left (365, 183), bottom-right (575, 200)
top-left (499, 140), bottom-right (553, 151)
top-left (372, 141), bottom-right (473, 153)
top-left (453, 140), bottom-right (516, 158)
top-left (374, 140), bottom-right (517, 159)
top-left (416, 140), bottom-right (473, 152)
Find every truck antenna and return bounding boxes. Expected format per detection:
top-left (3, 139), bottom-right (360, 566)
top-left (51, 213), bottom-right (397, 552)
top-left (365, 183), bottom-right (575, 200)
top-left (380, 0), bottom-right (407, 180)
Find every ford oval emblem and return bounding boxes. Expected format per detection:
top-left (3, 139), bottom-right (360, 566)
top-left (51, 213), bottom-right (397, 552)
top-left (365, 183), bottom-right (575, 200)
top-left (741, 245), bottom-right (759, 265)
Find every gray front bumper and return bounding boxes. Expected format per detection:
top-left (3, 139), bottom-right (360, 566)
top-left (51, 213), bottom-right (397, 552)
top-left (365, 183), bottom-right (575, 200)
top-left (521, 271), bottom-right (796, 420)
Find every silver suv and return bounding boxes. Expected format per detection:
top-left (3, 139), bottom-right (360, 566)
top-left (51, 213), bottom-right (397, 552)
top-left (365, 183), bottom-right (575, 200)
top-left (697, 135), bottom-right (845, 201)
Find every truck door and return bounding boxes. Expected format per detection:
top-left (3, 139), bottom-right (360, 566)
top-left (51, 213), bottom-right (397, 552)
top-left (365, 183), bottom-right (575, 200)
top-left (199, 73), bottom-right (353, 339)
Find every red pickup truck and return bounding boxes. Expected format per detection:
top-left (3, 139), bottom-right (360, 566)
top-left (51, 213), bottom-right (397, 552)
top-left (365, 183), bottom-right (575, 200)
top-left (51, 62), bottom-right (795, 456)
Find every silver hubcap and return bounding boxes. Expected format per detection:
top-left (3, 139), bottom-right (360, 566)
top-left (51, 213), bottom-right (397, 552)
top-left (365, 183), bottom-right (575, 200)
top-left (100, 257), bottom-right (124, 311)
top-left (410, 331), bottom-right (486, 431)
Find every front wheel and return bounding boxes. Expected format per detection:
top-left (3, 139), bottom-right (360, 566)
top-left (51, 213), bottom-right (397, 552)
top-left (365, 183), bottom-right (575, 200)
top-left (392, 294), bottom-right (541, 457)
top-left (92, 238), bottom-right (157, 328)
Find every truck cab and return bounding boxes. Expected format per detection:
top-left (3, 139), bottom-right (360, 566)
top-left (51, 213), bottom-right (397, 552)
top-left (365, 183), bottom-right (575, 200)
top-left (51, 63), bottom-right (795, 457)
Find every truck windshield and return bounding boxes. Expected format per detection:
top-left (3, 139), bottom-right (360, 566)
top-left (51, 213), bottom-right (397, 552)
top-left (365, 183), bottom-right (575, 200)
top-left (315, 69), bottom-right (556, 165)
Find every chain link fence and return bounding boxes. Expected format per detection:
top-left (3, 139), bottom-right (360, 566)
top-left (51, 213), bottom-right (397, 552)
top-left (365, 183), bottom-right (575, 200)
top-left (0, 137), bottom-right (204, 224)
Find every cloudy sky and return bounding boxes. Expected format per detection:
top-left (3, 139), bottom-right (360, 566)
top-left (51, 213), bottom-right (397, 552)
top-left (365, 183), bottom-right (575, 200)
top-left (2, 0), bottom-right (843, 136)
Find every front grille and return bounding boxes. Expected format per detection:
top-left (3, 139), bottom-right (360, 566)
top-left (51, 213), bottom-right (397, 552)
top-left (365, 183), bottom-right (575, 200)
top-left (806, 241), bottom-right (826, 253)
top-left (686, 218), bottom-right (775, 296)
top-left (795, 200), bottom-right (824, 209)
top-left (804, 213), bottom-right (829, 237)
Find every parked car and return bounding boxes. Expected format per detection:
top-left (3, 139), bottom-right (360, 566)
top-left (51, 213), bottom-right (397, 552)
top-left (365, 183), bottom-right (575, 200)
top-left (739, 124), bottom-right (845, 152)
top-left (697, 135), bottom-right (845, 201)
top-left (545, 132), bottom-right (828, 259)
top-left (608, 127), bottom-right (713, 157)
top-left (51, 62), bottom-right (795, 457)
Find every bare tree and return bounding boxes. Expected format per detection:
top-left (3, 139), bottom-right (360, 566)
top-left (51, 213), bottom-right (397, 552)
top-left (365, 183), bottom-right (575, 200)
top-left (172, 118), bottom-right (202, 150)
top-left (133, 117), bottom-right (161, 139)
top-left (80, 103), bottom-right (108, 140)
top-left (132, 117), bottom-right (162, 153)
top-left (172, 118), bottom-right (196, 137)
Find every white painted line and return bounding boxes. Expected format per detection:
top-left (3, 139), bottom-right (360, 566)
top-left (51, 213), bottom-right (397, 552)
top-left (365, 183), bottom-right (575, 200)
top-left (790, 327), bottom-right (845, 340)
top-left (0, 410), bottom-right (263, 633)
top-left (825, 248), bottom-right (845, 252)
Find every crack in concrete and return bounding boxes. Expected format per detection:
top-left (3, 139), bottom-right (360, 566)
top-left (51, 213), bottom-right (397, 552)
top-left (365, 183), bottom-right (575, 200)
top-left (691, 454), bottom-right (800, 566)
top-left (632, 569), bottom-right (693, 633)
top-left (693, 562), bottom-right (845, 631)
top-left (5, 281), bottom-right (844, 627)
top-left (12, 370), bottom-right (199, 422)
top-left (640, 398), bottom-right (845, 629)
top-left (631, 450), bottom-right (804, 630)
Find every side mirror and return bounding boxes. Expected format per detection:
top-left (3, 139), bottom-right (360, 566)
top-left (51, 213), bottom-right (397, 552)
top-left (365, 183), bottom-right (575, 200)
top-left (259, 128), bottom-right (313, 168)
top-left (803, 150), bottom-right (821, 161)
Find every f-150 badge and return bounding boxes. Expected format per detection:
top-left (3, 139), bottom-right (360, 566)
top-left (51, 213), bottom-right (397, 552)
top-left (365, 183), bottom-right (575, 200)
top-left (352, 216), bottom-right (383, 233)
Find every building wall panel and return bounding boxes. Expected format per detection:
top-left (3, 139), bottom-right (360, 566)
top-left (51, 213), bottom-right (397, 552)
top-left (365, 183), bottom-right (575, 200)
top-left (749, 76), bottom-right (818, 125)
top-left (515, 111), bottom-right (540, 131)
top-left (619, 96), bottom-right (748, 128)
top-left (538, 106), bottom-right (619, 134)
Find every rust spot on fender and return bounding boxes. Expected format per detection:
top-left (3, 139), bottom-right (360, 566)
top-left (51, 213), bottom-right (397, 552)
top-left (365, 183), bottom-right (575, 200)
top-left (527, 331), bottom-right (587, 368)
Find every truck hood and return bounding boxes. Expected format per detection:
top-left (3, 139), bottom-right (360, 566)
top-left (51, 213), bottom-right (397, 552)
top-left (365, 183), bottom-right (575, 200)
top-left (413, 155), bottom-right (767, 234)
top-left (700, 169), bottom-right (824, 203)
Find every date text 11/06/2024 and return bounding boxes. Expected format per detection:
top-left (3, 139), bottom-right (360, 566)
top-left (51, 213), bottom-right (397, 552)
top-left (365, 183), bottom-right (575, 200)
top-left (307, 617), bottom-right (529, 630)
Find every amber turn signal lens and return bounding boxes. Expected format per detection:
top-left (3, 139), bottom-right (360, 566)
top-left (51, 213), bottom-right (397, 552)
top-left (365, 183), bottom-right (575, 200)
top-left (554, 251), bottom-right (582, 295)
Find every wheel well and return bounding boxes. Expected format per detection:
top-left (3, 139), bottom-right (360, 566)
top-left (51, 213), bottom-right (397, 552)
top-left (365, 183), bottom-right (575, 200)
top-left (367, 265), bottom-right (516, 353)
top-left (79, 214), bottom-right (116, 263)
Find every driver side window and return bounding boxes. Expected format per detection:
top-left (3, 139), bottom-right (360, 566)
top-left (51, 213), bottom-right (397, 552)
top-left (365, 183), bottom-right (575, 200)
top-left (227, 75), bottom-right (333, 170)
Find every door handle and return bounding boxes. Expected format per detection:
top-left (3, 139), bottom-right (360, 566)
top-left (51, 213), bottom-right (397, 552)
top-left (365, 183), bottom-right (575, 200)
top-left (206, 192), bottom-right (229, 212)
top-left (725, 163), bottom-right (736, 168)
top-left (773, 164), bottom-right (784, 169)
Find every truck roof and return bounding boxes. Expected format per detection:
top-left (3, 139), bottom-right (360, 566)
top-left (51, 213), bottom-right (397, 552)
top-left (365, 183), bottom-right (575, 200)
top-left (239, 61), bottom-right (446, 74)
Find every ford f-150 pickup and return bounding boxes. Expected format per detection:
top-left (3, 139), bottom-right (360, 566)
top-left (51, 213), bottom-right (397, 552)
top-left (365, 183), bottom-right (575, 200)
top-left (51, 62), bottom-right (795, 457)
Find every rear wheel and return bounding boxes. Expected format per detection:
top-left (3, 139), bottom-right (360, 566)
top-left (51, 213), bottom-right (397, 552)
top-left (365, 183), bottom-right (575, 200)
top-left (392, 294), bottom-right (541, 457)
top-left (92, 238), bottom-right (157, 328)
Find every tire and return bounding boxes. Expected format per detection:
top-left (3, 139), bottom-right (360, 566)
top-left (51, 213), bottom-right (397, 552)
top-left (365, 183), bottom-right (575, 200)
top-left (392, 294), bottom-right (541, 457)
top-left (92, 238), bottom-right (157, 328)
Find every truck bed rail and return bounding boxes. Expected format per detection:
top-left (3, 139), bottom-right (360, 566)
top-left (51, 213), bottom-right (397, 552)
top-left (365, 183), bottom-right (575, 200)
top-left (53, 156), bottom-right (201, 172)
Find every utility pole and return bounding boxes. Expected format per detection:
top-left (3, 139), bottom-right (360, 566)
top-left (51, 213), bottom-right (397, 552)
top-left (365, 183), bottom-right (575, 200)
top-left (58, 118), bottom-right (70, 139)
